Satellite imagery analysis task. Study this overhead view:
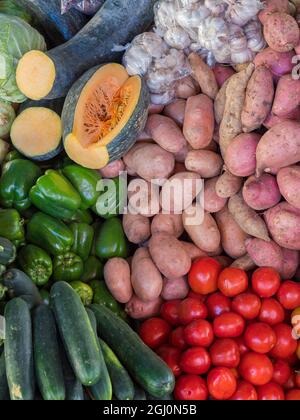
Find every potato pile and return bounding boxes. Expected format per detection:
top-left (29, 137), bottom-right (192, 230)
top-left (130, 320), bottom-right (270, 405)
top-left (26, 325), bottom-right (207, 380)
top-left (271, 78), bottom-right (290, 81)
top-left (99, 0), bottom-right (300, 319)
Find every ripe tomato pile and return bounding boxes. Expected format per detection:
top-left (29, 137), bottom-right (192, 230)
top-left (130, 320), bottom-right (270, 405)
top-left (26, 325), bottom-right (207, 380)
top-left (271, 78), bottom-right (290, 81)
top-left (139, 257), bottom-right (300, 400)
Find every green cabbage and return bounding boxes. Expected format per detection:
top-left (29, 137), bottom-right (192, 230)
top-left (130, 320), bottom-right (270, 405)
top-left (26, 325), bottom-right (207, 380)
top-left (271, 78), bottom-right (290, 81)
top-left (0, 14), bottom-right (46, 103)
top-left (0, 0), bottom-right (32, 23)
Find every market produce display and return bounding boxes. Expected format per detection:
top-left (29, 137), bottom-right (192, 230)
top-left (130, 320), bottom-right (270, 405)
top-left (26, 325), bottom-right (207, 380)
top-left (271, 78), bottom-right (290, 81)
top-left (0, 0), bottom-right (299, 402)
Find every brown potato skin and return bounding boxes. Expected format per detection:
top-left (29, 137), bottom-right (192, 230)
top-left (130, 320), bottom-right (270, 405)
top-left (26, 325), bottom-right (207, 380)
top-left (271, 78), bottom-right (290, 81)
top-left (241, 66), bottom-right (274, 132)
top-left (185, 150), bottom-right (223, 179)
top-left (125, 295), bottom-right (163, 320)
top-left (151, 213), bottom-right (184, 238)
top-left (204, 177), bottom-right (228, 213)
top-left (231, 254), bottom-right (257, 271)
top-left (180, 241), bottom-right (208, 260)
top-left (131, 247), bottom-right (163, 302)
top-left (188, 53), bottom-right (218, 99)
top-left (163, 99), bottom-right (186, 127)
top-left (175, 75), bottom-right (200, 99)
top-left (149, 233), bottom-right (191, 279)
top-left (215, 171), bottom-right (243, 199)
top-left (128, 179), bottom-right (161, 217)
top-left (214, 78), bottom-right (231, 125)
top-left (104, 258), bottom-right (133, 304)
top-left (161, 276), bottom-right (189, 301)
top-left (123, 213), bottom-right (151, 244)
top-left (99, 159), bottom-right (125, 178)
top-left (183, 94), bottom-right (214, 149)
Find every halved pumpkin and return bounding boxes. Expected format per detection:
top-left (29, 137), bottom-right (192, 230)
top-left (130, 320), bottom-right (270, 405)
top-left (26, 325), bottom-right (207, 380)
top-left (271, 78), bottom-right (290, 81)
top-left (62, 63), bottom-right (149, 170)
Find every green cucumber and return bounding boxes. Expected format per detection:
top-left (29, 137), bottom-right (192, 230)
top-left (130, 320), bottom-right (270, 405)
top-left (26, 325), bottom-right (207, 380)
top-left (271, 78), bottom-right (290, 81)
top-left (86, 308), bottom-right (112, 401)
top-left (60, 347), bottom-right (84, 401)
top-left (4, 298), bottom-right (34, 400)
top-left (90, 304), bottom-right (175, 398)
top-left (50, 282), bottom-right (102, 386)
top-left (33, 305), bottom-right (65, 400)
top-left (99, 339), bottom-right (134, 401)
top-left (0, 352), bottom-right (9, 400)
top-left (134, 385), bottom-right (147, 401)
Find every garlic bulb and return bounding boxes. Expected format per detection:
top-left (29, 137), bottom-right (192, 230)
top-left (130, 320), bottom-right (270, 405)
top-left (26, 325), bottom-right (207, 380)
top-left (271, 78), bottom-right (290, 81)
top-left (198, 16), bottom-right (229, 51)
top-left (229, 24), bottom-right (254, 64)
top-left (164, 27), bottom-right (191, 49)
top-left (151, 90), bottom-right (176, 105)
top-left (154, 0), bottom-right (177, 35)
top-left (225, 0), bottom-right (264, 26)
top-left (123, 46), bottom-right (152, 76)
top-left (176, 3), bottom-right (211, 29)
top-left (204, 0), bottom-right (227, 15)
top-left (244, 19), bottom-right (266, 52)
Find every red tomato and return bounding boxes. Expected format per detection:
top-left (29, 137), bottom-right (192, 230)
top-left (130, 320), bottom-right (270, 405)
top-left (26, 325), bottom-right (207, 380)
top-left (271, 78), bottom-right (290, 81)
top-left (284, 374), bottom-right (297, 390)
top-left (160, 300), bottom-right (181, 326)
top-left (235, 336), bottom-right (249, 356)
top-left (218, 268), bottom-right (248, 297)
top-left (184, 319), bottom-right (214, 347)
top-left (269, 323), bottom-right (298, 359)
top-left (188, 257), bottom-right (222, 295)
top-left (178, 298), bottom-right (208, 325)
top-left (239, 352), bottom-right (273, 386)
top-left (187, 291), bottom-right (206, 303)
top-left (285, 389), bottom-right (300, 400)
top-left (252, 267), bottom-right (281, 298)
top-left (180, 347), bottom-right (211, 375)
top-left (285, 353), bottom-right (299, 367)
top-left (259, 298), bottom-right (285, 326)
top-left (206, 292), bottom-right (231, 319)
top-left (257, 382), bottom-right (285, 401)
top-left (169, 327), bottom-right (187, 350)
top-left (230, 380), bottom-right (257, 400)
top-left (174, 375), bottom-right (208, 401)
top-left (156, 345), bottom-right (181, 377)
top-left (210, 338), bottom-right (240, 368)
top-left (295, 372), bottom-right (300, 389)
top-left (207, 367), bottom-right (237, 400)
top-left (232, 293), bottom-right (261, 320)
top-left (272, 360), bottom-right (292, 386)
top-left (213, 312), bottom-right (245, 338)
top-left (244, 322), bottom-right (277, 354)
top-left (139, 318), bottom-right (171, 349)
top-left (277, 281), bottom-right (300, 310)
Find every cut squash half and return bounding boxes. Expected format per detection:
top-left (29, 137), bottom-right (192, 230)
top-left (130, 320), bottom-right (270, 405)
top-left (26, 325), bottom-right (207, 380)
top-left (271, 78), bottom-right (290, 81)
top-left (62, 63), bottom-right (149, 170)
top-left (10, 107), bottom-right (62, 161)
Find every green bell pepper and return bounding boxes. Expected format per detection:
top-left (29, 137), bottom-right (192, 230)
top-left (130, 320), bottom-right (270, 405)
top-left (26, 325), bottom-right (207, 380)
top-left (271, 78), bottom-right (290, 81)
top-left (68, 209), bottom-right (93, 225)
top-left (82, 256), bottom-right (103, 283)
top-left (95, 217), bottom-right (128, 260)
top-left (29, 170), bottom-right (82, 220)
top-left (70, 281), bottom-right (93, 306)
top-left (18, 244), bottom-right (52, 287)
top-left (62, 164), bottom-right (102, 210)
top-left (40, 289), bottom-right (50, 305)
top-left (90, 280), bottom-right (122, 315)
top-left (93, 177), bottom-right (126, 219)
top-left (0, 209), bottom-right (25, 243)
top-left (53, 252), bottom-right (84, 282)
top-left (3, 150), bottom-right (22, 163)
top-left (0, 159), bottom-right (42, 212)
top-left (27, 212), bottom-right (74, 256)
top-left (70, 223), bottom-right (94, 261)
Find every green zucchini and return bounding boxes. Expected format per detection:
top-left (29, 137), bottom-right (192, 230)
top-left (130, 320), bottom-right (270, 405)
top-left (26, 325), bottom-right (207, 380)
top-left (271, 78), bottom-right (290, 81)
top-left (4, 298), bottom-right (34, 400)
top-left (0, 237), bottom-right (16, 265)
top-left (50, 282), bottom-right (102, 386)
top-left (90, 304), bottom-right (175, 399)
top-left (99, 339), bottom-right (134, 401)
top-left (134, 385), bottom-right (147, 401)
top-left (60, 348), bottom-right (84, 401)
top-left (0, 352), bottom-right (9, 400)
top-left (33, 305), bottom-right (65, 400)
top-left (2, 268), bottom-right (42, 309)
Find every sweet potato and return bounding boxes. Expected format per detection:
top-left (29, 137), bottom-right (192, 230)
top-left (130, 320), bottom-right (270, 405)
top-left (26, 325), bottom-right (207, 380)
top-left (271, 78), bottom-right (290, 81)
top-left (183, 205), bottom-right (221, 254)
top-left (149, 103), bottom-right (164, 114)
top-left (125, 295), bottom-right (163, 320)
top-left (161, 276), bottom-right (189, 301)
top-left (122, 213), bottom-right (151, 244)
top-left (264, 201), bottom-right (300, 250)
top-left (180, 241), bottom-right (208, 260)
top-left (272, 75), bottom-right (300, 117)
top-left (204, 177), bottom-right (228, 213)
top-left (136, 130), bottom-right (152, 141)
top-left (263, 12), bottom-right (300, 52)
top-left (151, 213), bottom-right (184, 238)
top-left (215, 171), bottom-right (243, 199)
top-left (215, 206), bottom-right (249, 259)
top-left (188, 53), bottom-right (218, 100)
top-left (245, 238), bottom-right (284, 273)
top-left (225, 133), bottom-right (261, 177)
top-left (149, 233), bottom-right (191, 279)
top-left (241, 66), bottom-right (274, 132)
top-left (163, 99), bottom-right (186, 127)
top-left (104, 258), bottom-right (132, 304)
top-left (131, 247), bottom-right (163, 302)
top-left (242, 174), bottom-right (281, 211)
top-left (128, 179), bottom-right (160, 217)
top-left (99, 159), bottom-right (125, 178)
top-left (281, 248), bottom-right (299, 278)
top-left (160, 171), bottom-right (203, 213)
top-left (256, 120), bottom-right (300, 176)
top-left (123, 143), bottom-right (175, 185)
top-left (214, 79), bottom-right (231, 125)
top-left (183, 94), bottom-right (214, 149)
top-left (219, 64), bottom-right (255, 156)
top-left (228, 192), bottom-right (270, 241)
top-left (145, 114), bottom-right (187, 154)
top-left (214, 256), bottom-right (234, 268)
top-left (175, 76), bottom-right (200, 99)
top-left (277, 166), bottom-right (300, 209)
top-left (185, 150), bottom-right (223, 179)
top-left (263, 108), bottom-right (300, 128)
top-left (259, 0), bottom-right (289, 24)
top-left (254, 47), bottom-right (294, 77)
top-left (231, 254), bottom-right (257, 271)
top-left (213, 65), bottom-right (235, 88)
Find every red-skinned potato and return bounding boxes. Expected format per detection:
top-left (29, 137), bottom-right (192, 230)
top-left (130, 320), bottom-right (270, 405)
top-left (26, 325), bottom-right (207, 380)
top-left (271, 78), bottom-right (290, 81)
top-left (215, 171), bottom-right (243, 199)
top-left (163, 99), bottom-right (186, 127)
top-left (242, 174), bottom-right (281, 211)
top-left (213, 64), bottom-right (235, 87)
top-left (263, 108), bottom-right (300, 129)
top-left (125, 295), bottom-right (163, 320)
top-left (263, 12), bottom-right (300, 52)
top-left (277, 166), bottom-right (300, 209)
top-left (131, 247), bottom-right (163, 302)
top-left (281, 248), bottom-right (299, 278)
top-left (225, 133), bottom-right (261, 177)
top-left (188, 53), bottom-right (218, 99)
top-left (245, 238), bottom-right (284, 273)
top-left (122, 213), bottom-right (151, 244)
top-left (149, 103), bottom-right (164, 114)
top-left (128, 179), bottom-right (160, 217)
top-left (174, 143), bottom-right (190, 163)
top-left (183, 94), bottom-right (214, 150)
top-left (180, 241), bottom-right (208, 260)
top-left (254, 47), bottom-right (294, 77)
top-left (272, 75), bottom-right (300, 117)
top-left (161, 276), bottom-right (189, 301)
top-left (151, 213), bottom-right (184, 238)
top-left (99, 159), bottom-right (125, 178)
top-left (231, 254), bottom-right (256, 271)
top-left (149, 233), bottom-right (192, 279)
top-left (258, 0), bottom-right (289, 24)
top-left (104, 258), bottom-right (132, 304)
top-left (204, 177), bottom-right (228, 213)
top-left (175, 75), bottom-right (200, 99)
top-left (185, 150), bottom-right (223, 179)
